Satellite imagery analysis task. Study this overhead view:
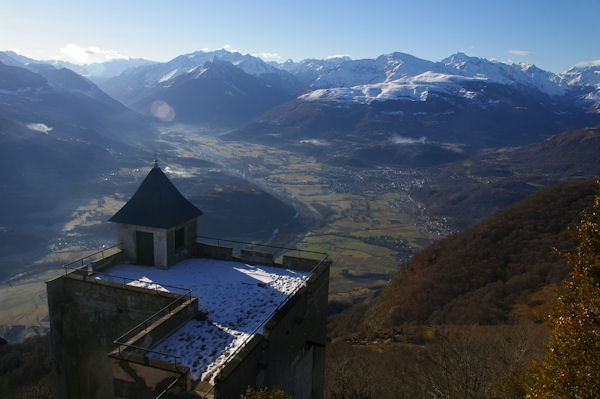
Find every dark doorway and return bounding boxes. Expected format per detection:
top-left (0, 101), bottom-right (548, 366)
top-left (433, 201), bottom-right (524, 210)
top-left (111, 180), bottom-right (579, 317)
top-left (175, 227), bottom-right (184, 251)
top-left (136, 231), bottom-right (154, 266)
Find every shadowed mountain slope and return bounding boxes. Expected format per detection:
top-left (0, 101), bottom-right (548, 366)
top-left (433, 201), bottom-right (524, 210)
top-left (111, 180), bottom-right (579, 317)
top-left (415, 125), bottom-right (600, 228)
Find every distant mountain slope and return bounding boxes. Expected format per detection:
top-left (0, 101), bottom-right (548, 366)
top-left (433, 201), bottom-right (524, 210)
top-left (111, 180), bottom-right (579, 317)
top-left (99, 50), bottom-right (300, 127)
top-left (229, 83), bottom-right (598, 154)
top-left (0, 62), bottom-right (154, 280)
top-left (0, 50), bottom-right (156, 84)
top-left (361, 180), bottom-right (599, 330)
top-left (128, 59), bottom-right (300, 127)
top-left (229, 53), bottom-right (600, 154)
top-left (0, 61), bottom-right (155, 145)
top-left (415, 125), bottom-right (600, 227)
top-left (508, 124), bottom-right (600, 175)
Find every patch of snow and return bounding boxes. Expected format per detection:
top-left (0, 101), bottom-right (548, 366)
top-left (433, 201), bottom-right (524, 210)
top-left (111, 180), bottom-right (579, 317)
top-left (299, 139), bottom-right (329, 146)
top-left (26, 123), bottom-right (53, 134)
top-left (158, 69), bottom-right (178, 83)
top-left (97, 258), bottom-right (309, 382)
top-left (380, 110), bottom-right (404, 116)
top-left (390, 135), bottom-right (426, 145)
top-left (300, 73), bottom-right (485, 104)
top-left (191, 67), bottom-right (208, 79)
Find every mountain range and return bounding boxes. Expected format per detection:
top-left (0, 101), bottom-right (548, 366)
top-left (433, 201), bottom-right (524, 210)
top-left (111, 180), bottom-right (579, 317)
top-left (3, 49), bottom-right (599, 154)
top-left (231, 52), bottom-right (600, 155)
top-left (100, 50), bottom-right (600, 143)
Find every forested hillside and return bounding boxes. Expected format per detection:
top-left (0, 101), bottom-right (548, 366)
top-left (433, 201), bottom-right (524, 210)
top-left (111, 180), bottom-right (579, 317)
top-left (329, 180), bottom-right (599, 336)
top-left (365, 179), bottom-right (598, 328)
top-left (0, 335), bottom-right (52, 398)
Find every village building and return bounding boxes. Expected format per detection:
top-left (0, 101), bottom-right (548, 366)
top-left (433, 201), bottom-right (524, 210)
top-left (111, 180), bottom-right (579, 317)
top-left (46, 162), bottom-right (330, 399)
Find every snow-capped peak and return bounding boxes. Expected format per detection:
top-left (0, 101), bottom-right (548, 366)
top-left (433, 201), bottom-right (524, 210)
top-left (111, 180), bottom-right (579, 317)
top-left (441, 52), bottom-right (565, 95)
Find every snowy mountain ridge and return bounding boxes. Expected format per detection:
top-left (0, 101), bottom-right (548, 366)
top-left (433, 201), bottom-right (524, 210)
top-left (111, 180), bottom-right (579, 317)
top-left (296, 52), bottom-right (598, 103)
top-left (268, 51), bottom-right (599, 106)
top-left (134, 49), bottom-right (286, 87)
top-left (3, 48), bottom-right (599, 110)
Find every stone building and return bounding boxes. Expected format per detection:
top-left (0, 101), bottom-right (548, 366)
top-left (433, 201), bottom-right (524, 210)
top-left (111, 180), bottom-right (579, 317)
top-left (46, 163), bottom-right (330, 399)
top-left (109, 161), bottom-right (202, 268)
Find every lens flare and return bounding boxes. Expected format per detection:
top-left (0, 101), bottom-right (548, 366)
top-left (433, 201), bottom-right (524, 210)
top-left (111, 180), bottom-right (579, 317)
top-left (150, 100), bottom-right (175, 122)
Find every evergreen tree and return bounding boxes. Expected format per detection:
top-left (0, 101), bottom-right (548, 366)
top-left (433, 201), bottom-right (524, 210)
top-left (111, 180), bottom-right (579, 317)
top-left (526, 184), bottom-right (600, 398)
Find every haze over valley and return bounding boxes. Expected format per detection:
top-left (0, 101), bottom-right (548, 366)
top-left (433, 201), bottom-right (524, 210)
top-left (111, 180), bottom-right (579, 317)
top-left (1, 46), bottom-right (599, 343)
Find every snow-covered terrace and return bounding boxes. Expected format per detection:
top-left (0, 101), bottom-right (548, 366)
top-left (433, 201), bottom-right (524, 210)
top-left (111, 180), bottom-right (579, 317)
top-left (96, 258), bottom-right (310, 382)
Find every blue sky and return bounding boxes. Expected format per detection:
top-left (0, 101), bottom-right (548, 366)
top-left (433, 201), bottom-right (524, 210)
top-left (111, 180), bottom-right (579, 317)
top-left (2, 0), bottom-right (599, 72)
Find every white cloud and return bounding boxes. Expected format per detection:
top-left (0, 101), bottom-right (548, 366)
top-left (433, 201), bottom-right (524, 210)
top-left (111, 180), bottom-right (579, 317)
top-left (574, 59), bottom-right (600, 68)
top-left (390, 135), bottom-right (426, 145)
top-left (9, 48), bottom-right (35, 59)
top-left (26, 123), bottom-right (53, 134)
top-left (252, 51), bottom-right (282, 61)
top-left (508, 49), bottom-right (534, 56)
top-left (59, 43), bottom-right (129, 65)
top-left (219, 44), bottom-right (281, 61)
top-left (326, 54), bottom-right (351, 59)
top-left (222, 44), bottom-right (240, 53)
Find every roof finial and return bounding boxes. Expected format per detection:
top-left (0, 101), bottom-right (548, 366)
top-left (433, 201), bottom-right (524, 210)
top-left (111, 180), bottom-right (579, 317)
top-left (154, 152), bottom-right (158, 168)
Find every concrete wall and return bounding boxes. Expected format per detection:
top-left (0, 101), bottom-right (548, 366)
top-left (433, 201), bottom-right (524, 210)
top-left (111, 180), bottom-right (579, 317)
top-left (239, 249), bottom-right (274, 266)
top-left (166, 219), bottom-right (197, 267)
top-left (193, 242), bottom-right (233, 261)
top-left (47, 271), bottom-right (183, 399)
top-left (110, 353), bottom-right (189, 399)
top-left (116, 224), bottom-right (136, 261)
top-left (109, 298), bottom-right (197, 398)
top-left (91, 250), bottom-right (126, 272)
top-left (213, 260), bottom-right (330, 399)
top-left (153, 230), bottom-right (168, 268)
top-left (282, 255), bottom-right (321, 272)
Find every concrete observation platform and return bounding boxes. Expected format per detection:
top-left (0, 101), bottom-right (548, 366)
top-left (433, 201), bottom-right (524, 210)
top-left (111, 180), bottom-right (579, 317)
top-left (96, 257), bottom-right (309, 382)
top-left (48, 240), bottom-right (330, 399)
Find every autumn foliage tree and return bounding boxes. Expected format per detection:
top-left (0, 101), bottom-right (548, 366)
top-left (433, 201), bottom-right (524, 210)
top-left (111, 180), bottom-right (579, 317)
top-left (526, 183), bottom-right (600, 398)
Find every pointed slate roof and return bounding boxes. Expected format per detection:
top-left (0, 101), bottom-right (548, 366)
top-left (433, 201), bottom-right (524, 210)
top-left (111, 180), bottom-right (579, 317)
top-left (109, 164), bottom-right (202, 229)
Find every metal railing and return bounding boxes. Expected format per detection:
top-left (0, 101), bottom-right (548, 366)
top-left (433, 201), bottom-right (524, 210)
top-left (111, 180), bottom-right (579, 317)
top-left (196, 234), bottom-right (328, 258)
top-left (113, 286), bottom-right (192, 363)
top-left (92, 269), bottom-right (192, 296)
top-left (62, 243), bottom-right (122, 273)
top-left (155, 376), bottom-right (182, 399)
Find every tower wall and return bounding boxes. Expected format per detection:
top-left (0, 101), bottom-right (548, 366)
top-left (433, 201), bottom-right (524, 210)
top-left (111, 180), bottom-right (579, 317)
top-left (46, 271), bottom-right (182, 399)
top-left (213, 259), bottom-right (330, 399)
